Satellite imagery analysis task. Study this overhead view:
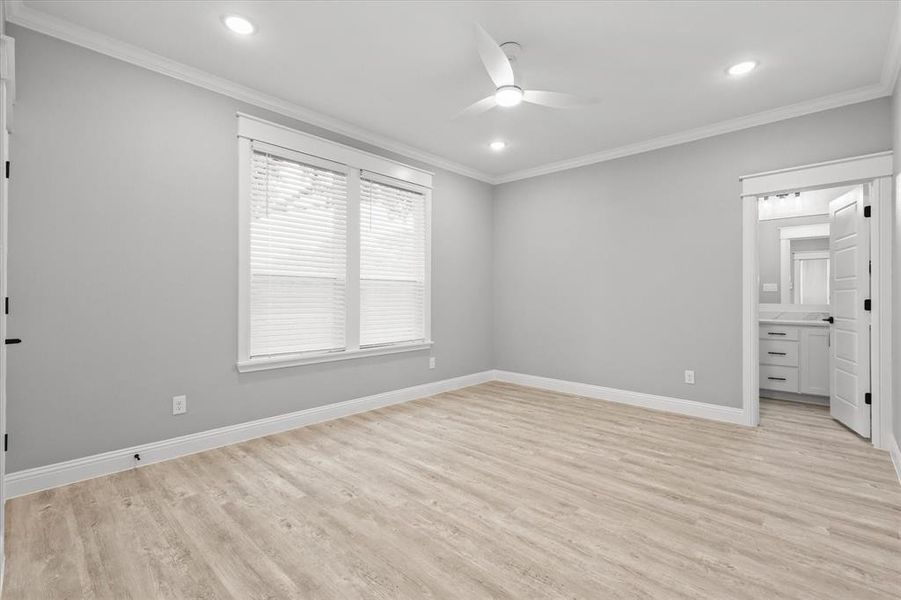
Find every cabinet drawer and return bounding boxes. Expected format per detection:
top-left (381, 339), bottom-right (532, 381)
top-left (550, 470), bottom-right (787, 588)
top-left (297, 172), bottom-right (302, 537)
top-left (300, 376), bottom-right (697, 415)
top-left (760, 365), bottom-right (799, 393)
top-left (759, 325), bottom-right (799, 341)
top-left (759, 339), bottom-right (799, 367)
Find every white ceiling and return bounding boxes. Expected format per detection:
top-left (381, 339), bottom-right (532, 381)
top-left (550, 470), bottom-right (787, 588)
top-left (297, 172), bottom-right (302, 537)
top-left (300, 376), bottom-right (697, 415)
top-left (10, 1), bottom-right (901, 182)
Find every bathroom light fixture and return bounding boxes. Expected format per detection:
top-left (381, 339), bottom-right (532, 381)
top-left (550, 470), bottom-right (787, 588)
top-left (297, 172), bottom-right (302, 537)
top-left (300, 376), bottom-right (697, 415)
top-left (223, 15), bottom-right (255, 35)
top-left (727, 60), bottom-right (757, 76)
top-left (490, 141), bottom-right (507, 151)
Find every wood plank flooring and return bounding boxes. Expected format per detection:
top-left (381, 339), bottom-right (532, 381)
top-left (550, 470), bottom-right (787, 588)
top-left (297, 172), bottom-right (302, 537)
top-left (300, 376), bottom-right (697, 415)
top-left (4, 382), bottom-right (900, 599)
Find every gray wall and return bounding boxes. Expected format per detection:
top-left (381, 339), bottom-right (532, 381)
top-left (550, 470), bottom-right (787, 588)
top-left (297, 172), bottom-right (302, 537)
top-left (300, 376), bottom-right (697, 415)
top-left (757, 215), bottom-right (829, 304)
top-left (6, 26), bottom-right (494, 471)
top-left (493, 98), bottom-right (891, 408)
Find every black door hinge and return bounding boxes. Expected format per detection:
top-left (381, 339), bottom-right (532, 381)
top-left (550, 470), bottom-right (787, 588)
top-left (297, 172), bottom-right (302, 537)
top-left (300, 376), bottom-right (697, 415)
top-left (4, 434), bottom-right (8, 452)
top-left (4, 161), bottom-right (8, 179)
top-left (865, 392), bottom-right (872, 405)
top-left (864, 298), bottom-right (872, 311)
top-left (5, 297), bottom-right (8, 315)
top-left (869, 260), bottom-right (871, 274)
top-left (864, 205), bottom-right (871, 218)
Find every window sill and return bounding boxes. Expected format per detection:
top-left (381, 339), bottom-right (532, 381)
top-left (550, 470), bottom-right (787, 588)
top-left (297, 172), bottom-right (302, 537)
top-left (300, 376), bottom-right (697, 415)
top-left (236, 340), bottom-right (434, 373)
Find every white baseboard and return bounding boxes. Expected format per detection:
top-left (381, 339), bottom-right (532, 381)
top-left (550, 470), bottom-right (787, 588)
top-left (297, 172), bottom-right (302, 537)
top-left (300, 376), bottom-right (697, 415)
top-left (890, 435), bottom-right (901, 487)
top-left (491, 370), bottom-right (748, 425)
top-left (4, 371), bottom-right (494, 499)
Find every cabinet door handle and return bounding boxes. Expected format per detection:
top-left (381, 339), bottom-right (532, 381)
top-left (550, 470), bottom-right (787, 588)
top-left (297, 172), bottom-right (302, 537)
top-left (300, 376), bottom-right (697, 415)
top-left (767, 351), bottom-right (786, 356)
top-left (767, 332), bottom-right (787, 336)
top-left (767, 376), bottom-right (787, 381)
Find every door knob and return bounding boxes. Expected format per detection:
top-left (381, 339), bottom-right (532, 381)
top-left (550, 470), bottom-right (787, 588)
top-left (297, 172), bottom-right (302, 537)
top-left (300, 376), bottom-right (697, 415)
top-left (822, 317), bottom-right (834, 324)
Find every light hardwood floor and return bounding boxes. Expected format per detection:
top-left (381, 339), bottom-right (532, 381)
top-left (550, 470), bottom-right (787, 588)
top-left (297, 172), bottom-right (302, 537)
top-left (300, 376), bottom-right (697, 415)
top-left (3, 382), bottom-right (900, 599)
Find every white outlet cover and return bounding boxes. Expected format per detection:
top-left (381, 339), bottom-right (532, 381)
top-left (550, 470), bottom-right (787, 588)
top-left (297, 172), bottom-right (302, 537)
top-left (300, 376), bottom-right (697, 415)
top-left (428, 357), bottom-right (436, 369)
top-left (172, 395), bottom-right (187, 415)
top-left (684, 370), bottom-right (695, 384)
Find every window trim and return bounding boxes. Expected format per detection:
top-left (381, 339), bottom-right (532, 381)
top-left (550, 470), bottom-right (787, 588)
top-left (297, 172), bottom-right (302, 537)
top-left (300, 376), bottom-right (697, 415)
top-left (236, 114), bottom-right (433, 373)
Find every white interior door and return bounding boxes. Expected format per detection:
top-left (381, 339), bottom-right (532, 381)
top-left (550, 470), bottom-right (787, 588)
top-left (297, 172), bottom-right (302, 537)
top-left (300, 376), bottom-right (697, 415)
top-left (828, 186), bottom-right (871, 437)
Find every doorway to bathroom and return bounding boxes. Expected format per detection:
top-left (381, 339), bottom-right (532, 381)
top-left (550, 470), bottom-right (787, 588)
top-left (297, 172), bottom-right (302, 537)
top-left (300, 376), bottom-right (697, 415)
top-left (740, 152), bottom-right (893, 448)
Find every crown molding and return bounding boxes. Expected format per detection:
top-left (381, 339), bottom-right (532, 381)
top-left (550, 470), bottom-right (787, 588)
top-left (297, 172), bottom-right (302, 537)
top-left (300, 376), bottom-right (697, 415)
top-left (493, 82), bottom-right (891, 184)
top-left (3, 0), bottom-right (494, 184)
top-left (4, 0), bottom-right (899, 187)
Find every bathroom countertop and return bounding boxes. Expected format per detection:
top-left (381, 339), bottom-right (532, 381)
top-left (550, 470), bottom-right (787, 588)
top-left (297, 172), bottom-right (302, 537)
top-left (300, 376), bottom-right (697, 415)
top-left (759, 311), bottom-right (830, 327)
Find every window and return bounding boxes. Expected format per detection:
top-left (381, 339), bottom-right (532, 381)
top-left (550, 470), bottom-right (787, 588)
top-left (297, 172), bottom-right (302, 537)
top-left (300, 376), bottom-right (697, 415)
top-left (249, 148), bottom-right (348, 356)
top-left (360, 175), bottom-right (427, 347)
top-left (237, 115), bottom-right (432, 372)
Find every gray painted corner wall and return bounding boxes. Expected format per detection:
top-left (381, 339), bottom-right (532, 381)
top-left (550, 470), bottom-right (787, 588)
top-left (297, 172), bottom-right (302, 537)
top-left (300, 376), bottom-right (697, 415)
top-left (757, 215), bottom-right (829, 304)
top-left (492, 98), bottom-right (892, 409)
top-left (6, 26), bottom-right (493, 471)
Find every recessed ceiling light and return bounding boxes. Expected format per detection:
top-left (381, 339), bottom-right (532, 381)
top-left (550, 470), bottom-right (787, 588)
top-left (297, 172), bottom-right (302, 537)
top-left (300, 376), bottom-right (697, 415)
top-left (495, 85), bottom-right (524, 108)
top-left (490, 141), bottom-right (507, 151)
top-left (222, 15), bottom-right (255, 35)
top-left (727, 60), bottom-right (758, 76)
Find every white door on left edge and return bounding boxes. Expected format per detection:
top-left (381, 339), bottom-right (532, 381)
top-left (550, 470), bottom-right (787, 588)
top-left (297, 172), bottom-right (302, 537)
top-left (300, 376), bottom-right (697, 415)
top-left (828, 185), bottom-right (870, 437)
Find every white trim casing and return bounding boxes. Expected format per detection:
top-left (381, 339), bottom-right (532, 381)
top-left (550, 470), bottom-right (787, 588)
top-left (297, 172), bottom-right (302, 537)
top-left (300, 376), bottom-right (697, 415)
top-left (5, 0), bottom-right (900, 185)
top-left (779, 223), bottom-right (830, 240)
top-left (492, 371), bottom-right (747, 425)
top-left (238, 114), bottom-right (433, 188)
top-left (741, 153), bottom-right (894, 445)
top-left (236, 341), bottom-right (434, 373)
top-left (740, 152), bottom-right (893, 197)
top-left (870, 176), bottom-right (893, 450)
top-left (743, 194), bottom-right (760, 426)
top-left (4, 371), bottom-right (496, 499)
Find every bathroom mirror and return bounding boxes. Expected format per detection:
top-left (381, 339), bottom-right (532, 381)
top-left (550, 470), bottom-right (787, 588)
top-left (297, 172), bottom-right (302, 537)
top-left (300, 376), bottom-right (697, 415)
top-left (757, 188), bottom-right (844, 306)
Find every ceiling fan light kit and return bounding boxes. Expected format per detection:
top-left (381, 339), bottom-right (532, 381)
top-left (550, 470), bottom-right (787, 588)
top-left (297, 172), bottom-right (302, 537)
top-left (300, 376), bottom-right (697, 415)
top-left (456, 23), bottom-right (597, 119)
top-left (495, 85), bottom-right (524, 107)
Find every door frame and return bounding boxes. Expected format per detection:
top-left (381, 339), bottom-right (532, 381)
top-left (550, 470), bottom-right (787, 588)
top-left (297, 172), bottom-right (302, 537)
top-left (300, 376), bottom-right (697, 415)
top-left (740, 151), bottom-right (893, 450)
top-left (0, 31), bottom-right (14, 586)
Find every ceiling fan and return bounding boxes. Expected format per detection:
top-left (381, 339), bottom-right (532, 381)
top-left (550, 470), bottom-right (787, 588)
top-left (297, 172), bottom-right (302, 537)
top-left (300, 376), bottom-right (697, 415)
top-left (456, 24), bottom-right (597, 119)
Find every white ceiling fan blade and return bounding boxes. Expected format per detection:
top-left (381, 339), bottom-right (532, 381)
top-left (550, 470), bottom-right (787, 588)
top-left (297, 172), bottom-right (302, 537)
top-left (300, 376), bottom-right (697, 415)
top-left (523, 90), bottom-right (598, 109)
top-left (474, 23), bottom-right (514, 88)
top-left (453, 96), bottom-right (497, 119)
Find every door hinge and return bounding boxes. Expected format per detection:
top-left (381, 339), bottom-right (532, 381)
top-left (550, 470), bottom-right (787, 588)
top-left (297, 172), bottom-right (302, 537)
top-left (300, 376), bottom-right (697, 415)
top-left (4, 161), bottom-right (8, 179)
top-left (864, 205), bottom-right (871, 218)
top-left (864, 298), bottom-right (871, 311)
top-left (4, 434), bottom-right (8, 452)
top-left (865, 392), bottom-right (872, 405)
top-left (4, 297), bottom-right (8, 315)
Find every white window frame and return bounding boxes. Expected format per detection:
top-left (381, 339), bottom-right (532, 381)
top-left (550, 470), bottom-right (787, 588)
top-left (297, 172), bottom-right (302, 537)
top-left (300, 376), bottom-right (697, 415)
top-left (236, 113), bottom-right (433, 372)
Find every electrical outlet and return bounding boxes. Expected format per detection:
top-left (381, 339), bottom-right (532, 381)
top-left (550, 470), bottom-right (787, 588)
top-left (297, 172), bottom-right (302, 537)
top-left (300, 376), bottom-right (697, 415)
top-left (684, 370), bottom-right (695, 385)
top-left (172, 395), bottom-right (187, 415)
top-left (429, 357), bottom-right (436, 369)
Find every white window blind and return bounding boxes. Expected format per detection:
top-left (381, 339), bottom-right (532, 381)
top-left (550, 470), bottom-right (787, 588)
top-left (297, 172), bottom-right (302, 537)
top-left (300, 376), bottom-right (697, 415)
top-left (249, 147), bottom-right (348, 357)
top-left (360, 175), bottom-right (427, 347)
